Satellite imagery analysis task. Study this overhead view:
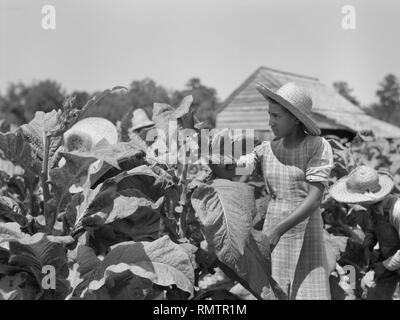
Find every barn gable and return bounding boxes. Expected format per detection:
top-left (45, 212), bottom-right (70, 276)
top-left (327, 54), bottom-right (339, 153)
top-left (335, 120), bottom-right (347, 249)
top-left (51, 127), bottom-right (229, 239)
top-left (217, 66), bottom-right (400, 139)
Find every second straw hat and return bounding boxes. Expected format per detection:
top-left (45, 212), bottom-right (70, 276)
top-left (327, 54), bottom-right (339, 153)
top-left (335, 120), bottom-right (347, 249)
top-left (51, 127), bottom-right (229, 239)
top-left (131, 108), bottom-right (154, 131)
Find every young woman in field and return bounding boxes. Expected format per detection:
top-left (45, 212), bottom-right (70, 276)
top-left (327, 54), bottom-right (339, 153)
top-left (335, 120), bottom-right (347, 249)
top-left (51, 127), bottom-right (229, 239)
top-left (241, 82), bottom-right (334, 299)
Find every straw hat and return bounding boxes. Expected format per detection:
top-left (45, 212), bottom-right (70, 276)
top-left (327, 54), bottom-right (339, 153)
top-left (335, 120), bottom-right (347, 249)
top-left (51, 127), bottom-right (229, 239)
top-left (131, 108), bottom-right (154, 131)
top-left (256, 82), bottom-right (321, 136)
top-left (329, 166), bottom-right (394, 205)
top-left (64, 117), bottom-right (118, 151)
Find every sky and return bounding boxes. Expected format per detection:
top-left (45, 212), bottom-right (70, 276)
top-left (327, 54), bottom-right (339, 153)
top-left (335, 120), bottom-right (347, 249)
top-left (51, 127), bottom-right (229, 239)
top-left (1, 0), bottom-right (400, 106)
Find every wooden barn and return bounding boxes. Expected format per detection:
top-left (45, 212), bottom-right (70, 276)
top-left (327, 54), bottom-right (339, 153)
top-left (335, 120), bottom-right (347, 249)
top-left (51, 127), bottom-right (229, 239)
top-left (216, 66), bottom-right (400, 141)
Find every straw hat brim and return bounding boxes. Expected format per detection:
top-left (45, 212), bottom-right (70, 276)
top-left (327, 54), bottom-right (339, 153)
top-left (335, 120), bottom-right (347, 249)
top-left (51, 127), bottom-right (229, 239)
top-left (131, 120), bottom-right (154, 131)
top-left (256, 83), bottom-right (321, 136)
top-left (329, 174), bottom-right (394, 205)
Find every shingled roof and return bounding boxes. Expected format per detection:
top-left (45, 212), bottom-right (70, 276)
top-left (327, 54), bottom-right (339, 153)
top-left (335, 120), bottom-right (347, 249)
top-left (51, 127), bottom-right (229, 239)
top-left (216, 66), bottom-right (400, 138)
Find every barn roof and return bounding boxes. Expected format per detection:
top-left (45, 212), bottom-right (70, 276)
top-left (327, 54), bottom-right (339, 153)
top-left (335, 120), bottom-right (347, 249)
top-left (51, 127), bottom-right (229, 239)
top-left (216, 66), bottom-right (400, 138)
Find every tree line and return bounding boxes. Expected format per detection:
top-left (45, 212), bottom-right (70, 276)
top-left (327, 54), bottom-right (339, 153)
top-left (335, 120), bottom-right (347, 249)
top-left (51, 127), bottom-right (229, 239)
top-left (0, 77), bottom-right (219, 131)
top-left (333, 74), bottom-right (400, 127)
top-left (0, 73), bottom-right (399, 133)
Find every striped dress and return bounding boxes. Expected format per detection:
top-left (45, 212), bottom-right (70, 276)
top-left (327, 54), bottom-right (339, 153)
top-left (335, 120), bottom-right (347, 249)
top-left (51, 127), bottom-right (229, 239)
top-left (250, 135), bottom-right (333, 299)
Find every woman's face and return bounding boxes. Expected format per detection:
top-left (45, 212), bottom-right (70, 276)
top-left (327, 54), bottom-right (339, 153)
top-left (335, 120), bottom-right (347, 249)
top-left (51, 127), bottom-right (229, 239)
top-left (268, 100), bottom-right (298, 138)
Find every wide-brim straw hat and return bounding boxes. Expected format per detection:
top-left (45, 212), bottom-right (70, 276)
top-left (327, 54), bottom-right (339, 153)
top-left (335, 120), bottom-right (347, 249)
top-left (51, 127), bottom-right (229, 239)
top-left (131, 108), bottom-right (154, 131)
top-left (256, 82), bottom-right (321, 136)
top-left (329, 165), bottom-right (394, 205)
top-left (64, 117), bottom-right (118, 151)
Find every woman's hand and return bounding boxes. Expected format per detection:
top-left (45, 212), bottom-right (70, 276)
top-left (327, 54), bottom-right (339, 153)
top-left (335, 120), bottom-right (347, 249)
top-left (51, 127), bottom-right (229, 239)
top-left (263, 182), bottom-right (325, 253)
top-left (264, 227), bottom-right (282, 253)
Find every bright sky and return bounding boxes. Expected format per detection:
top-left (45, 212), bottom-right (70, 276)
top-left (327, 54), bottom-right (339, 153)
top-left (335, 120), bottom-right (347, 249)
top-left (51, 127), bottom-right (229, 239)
top-left (1, 0), bottom-right (399, 106)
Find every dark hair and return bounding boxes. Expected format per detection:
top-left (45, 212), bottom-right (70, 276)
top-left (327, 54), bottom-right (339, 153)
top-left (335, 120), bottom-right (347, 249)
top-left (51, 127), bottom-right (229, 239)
top-left (284, 108), bottom-right (308, 133)
top-left (299, 122), bottom-right (308, 133)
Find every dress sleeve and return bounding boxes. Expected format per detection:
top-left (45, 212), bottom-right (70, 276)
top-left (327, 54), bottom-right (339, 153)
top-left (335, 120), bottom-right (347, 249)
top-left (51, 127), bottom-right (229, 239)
top-left (382, 197), bottom-right (400, 271)
top-left (305, 137), bottom-right (334, 187)
top-left (236, 142), bottom-right (265, 176)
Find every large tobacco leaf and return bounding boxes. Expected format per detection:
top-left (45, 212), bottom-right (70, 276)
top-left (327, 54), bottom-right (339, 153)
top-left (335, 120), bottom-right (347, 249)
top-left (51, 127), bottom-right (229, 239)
top-left (152, 95), bottom-right (194, 136)
top-left (0, 222), bottom-right (74, 246)
top-left (0, 223), bottom-right (72, 300)
top-left (49, 152), bottom-right (100, 213)
top-left (151, 96), bottom-right (200, 164)
top-left (111, 164), bottom-right (179, 202)
top-left (66, 244), bottom-right (101, 299)
top-left (66, 165), bottom-right (173, 233)
top-left (191, 179), bottom-right (254, 266)
top-left (75, 236), bottom-right (195, 299)
top-left (20, 110), bottom-right (61, 163)
top-left (0, 196), bottom-right (28, 226)
top-left (191, 179), bottom-right (285, 299)
top-left (0, 131), bottom-right (42, 176)
top-left (0, 158), bottom-right (24, 177)
top-left (89, 206), bottom-right (162, 253)
top-left (65, 181), bottom-right (102, 230)
top-left (324, 230), bottom-right (349, 273)
top-left (53, 139), bottom-right (147, 194)
top-left (0, 222), bottom-right (31, 244)
top-left (67, 139), bottom-right (146, 170)
top-left (79, 188), bottom-right (164, 228)
top-left (86, 271), bottom-right (159, 300)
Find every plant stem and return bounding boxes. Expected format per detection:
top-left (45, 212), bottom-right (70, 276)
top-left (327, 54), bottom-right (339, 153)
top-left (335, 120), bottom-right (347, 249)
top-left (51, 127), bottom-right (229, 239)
top-left (42, 134), bottom-right (53, 232)
top-left (178, 162), bottom-right (189, 238)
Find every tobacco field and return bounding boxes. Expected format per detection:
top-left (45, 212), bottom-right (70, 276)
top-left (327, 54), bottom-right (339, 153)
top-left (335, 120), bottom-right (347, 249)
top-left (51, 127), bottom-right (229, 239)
top-left (0, 88), bottom-right (399, 300)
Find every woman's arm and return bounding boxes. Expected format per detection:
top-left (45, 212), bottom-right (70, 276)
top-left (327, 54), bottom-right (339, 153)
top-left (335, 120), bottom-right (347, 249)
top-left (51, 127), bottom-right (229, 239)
top-left (265, 182), bottom-right (324, 251)
top-left (236, 142), bottom-right (264, 176)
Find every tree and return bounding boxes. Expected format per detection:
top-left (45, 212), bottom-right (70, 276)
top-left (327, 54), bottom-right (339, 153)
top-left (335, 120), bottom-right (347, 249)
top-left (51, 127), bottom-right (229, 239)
top-left (0, 96), bottom-right (9, 131)
top-left (0, 77), bottom-right (220, 128)
top-left (82, 91), bottom-right (130, 123)
top-left (84, 78), bottom-right (171, 123)
top-left (172, 78), bottom-right (219, 128)
top-left (1, 80), bottom-right (66, 125)
top-left (333, 81), bottom-right (360, 106)
top-left (128, 78), bottom-right (171, 107)
top-left (69, 90), bottom-right (90, 109)
top-left (367, 74), bottom-right (400, 126)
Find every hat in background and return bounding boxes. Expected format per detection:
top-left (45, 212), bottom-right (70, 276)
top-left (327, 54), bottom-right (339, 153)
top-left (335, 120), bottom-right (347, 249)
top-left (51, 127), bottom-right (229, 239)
top-left (131, 108), bottom-right (154, 131)
top-left (329, 165), bottom-right (394, 205)
top-left (64, 117), bottom-right (118, 151)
